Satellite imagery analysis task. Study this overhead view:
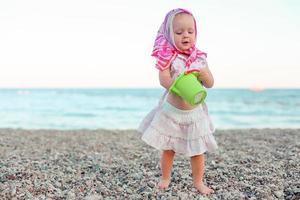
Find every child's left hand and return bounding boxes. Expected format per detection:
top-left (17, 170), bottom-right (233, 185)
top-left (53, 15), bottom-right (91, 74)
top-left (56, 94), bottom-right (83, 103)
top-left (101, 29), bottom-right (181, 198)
top-left (197, 67), bottom-right (209, 78)
top-left (197, 67), bottom-right (214, 88)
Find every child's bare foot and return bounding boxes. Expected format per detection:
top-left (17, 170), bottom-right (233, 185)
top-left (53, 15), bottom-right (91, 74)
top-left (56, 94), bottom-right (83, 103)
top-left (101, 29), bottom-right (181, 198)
top-left (158, 179), bottom-right (170, 189)
top-left (194, 182), bottom-right (214, 195)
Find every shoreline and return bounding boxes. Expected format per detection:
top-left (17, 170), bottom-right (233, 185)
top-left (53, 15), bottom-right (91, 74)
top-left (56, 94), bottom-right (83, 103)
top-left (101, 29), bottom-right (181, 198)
top-left (0, 128), bottom-right (299, 199)
top-left (1, 127), bottom-right (300, 132)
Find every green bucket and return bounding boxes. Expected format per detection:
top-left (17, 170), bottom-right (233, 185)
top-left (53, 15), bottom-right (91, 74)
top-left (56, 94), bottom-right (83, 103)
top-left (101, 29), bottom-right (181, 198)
top-left (169, 72), bottom-right (207, 105)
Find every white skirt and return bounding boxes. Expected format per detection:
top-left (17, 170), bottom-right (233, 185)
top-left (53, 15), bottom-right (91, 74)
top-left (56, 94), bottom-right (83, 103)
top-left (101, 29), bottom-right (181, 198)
top-left (137, 100), bottom-right (218, 157)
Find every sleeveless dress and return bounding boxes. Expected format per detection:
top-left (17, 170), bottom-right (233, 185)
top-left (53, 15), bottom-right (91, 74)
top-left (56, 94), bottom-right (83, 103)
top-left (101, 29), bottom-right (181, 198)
top-left (137, 54), bottom-right (218, 157)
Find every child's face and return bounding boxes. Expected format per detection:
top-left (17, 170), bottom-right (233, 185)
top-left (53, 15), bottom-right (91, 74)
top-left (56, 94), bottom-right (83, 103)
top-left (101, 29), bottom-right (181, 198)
top-left (172, 13), bottom-right (196, 52)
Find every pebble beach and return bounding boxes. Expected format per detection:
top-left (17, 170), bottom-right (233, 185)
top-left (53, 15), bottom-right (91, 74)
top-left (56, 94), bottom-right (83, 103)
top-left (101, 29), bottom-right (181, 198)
top-left (0, 128), bottom-right (299, 199)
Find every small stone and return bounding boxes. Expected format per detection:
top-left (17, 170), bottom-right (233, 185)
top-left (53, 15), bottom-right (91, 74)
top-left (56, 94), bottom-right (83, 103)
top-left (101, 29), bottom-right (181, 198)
top-left (126, 188), bottom-right (133, 194)
top-left (274, 190), bottom-right (283, 198)
top-left (147, 181), bottom-right (156, 188)
top-left (66, 167), bottom-right (74, 173)
top-left (137, 186), bottom-right (146, 193)
top-left (55, 181), bottom-right (62, 188)
top-left (84, 194), bottom-right (102, 200)
top-left (293, 187), bottom-right (300, 194)
top-left (25, 190), bottom-right (33, 199)
top-left (10, 185), bottom-right (16, 196)
top-left (116, 187), bottom-right (123, 192)
top-left (66, 191), bottom-right (76, 200)
top-left (37, 194), bottom-right (46, 199)
top-left (178, 192), bottom-right (188, 199)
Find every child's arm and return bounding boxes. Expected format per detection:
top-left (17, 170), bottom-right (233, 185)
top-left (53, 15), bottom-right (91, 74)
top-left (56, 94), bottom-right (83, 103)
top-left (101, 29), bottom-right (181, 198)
top-left (198, 67), bottom-right (214, 88)
top-left (159, 68), bottom-right (173, 90)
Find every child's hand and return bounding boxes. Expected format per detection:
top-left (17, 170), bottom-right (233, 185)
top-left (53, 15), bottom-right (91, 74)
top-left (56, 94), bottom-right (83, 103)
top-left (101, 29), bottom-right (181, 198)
top-left (159, 68), bottom-right (174, 90)
top-left (197, 67), bottom-right (214, 88)
top-left (197, 67), bottom-right (209, 77)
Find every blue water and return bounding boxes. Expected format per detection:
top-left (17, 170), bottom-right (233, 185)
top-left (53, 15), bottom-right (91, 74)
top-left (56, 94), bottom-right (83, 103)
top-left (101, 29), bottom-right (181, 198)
top-left (0, 88), bottom-right (299, 130)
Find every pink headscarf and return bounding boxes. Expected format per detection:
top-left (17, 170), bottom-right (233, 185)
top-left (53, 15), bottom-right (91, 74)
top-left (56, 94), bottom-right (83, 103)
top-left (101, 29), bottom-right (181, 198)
top-left (152, 8), bottom-right (207, 71)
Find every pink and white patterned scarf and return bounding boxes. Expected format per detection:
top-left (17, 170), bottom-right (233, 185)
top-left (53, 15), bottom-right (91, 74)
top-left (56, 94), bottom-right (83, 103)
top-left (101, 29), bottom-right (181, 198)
top-left (151, 8), bottom-right (207, 71)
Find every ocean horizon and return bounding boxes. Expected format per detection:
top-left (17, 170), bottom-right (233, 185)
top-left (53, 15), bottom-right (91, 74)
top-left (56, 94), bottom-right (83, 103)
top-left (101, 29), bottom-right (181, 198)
top-left (0, 88), bottom-right (299, 130)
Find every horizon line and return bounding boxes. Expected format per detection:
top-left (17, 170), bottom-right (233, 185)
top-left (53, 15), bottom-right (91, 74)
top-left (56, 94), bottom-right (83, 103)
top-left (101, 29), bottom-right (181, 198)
top-left (0, 87), bottom-right (299, 90)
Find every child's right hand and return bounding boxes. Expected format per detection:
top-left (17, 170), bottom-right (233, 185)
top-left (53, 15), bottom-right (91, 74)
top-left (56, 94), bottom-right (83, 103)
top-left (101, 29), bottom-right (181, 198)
top-left (159, 68), bottom-right (174, 90)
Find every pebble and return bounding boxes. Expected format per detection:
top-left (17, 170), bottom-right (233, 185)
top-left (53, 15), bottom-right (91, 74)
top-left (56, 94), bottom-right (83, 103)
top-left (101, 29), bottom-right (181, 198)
top-left (0, 128), bottom-right (299, 199)
top-left (274, 190), bottom-right (283, 198)
top-left (66, 191), bottom-right (76, 200)
top-left (293, 187), bottom-right (300, 194)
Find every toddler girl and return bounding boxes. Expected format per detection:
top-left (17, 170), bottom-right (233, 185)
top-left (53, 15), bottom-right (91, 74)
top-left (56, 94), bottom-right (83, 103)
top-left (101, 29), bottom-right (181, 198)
top-left (138, 8), bottom-right (218, 195)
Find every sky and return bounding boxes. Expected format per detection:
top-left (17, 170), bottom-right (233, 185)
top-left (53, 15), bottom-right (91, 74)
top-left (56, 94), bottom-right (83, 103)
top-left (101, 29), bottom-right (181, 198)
top-left (0, 0), bottom-right (299, 88)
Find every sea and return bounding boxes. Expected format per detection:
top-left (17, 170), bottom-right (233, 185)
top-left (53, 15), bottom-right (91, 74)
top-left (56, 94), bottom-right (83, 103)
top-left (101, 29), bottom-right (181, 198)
top-left (0, 88), bottom-right (299, 130)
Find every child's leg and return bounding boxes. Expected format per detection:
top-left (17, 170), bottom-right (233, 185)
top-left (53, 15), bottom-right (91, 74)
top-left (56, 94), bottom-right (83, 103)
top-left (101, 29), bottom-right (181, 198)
top-left (158, 150), bottom-right (175, 189)
top-left (190, 154), bottom-right (214, 195)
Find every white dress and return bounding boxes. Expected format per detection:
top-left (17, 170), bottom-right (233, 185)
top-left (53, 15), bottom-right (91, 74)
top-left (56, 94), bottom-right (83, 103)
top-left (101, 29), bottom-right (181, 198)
top-left (137, 54), bottom-right (218, 157)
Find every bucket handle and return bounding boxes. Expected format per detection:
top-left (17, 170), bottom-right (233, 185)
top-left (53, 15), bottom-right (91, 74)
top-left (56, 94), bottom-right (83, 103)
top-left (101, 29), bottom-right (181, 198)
top-left (184, 69), bottom-right (200, 75)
